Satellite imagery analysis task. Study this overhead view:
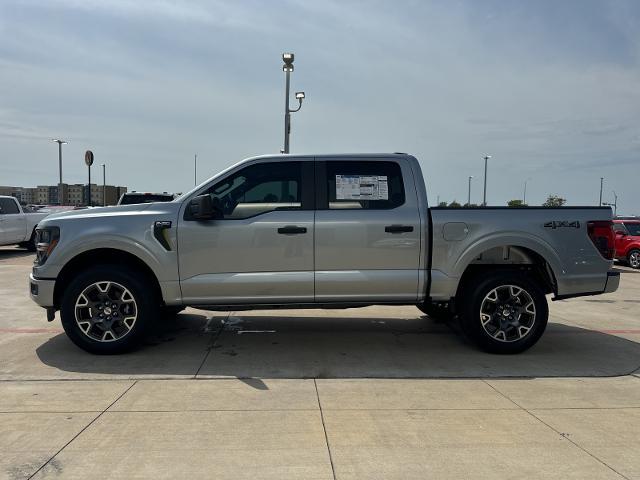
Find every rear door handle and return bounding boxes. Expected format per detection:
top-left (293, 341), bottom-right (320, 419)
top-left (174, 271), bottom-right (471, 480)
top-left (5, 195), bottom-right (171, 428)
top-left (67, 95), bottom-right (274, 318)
top-left (277, 226), bottom-right (307, 235)
top-left (385, 225), bottom-right (414, 234)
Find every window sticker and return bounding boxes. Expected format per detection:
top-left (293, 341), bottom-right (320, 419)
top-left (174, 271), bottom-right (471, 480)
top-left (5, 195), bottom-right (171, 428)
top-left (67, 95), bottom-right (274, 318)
top-left (336, 175), bottom-right (389, 200)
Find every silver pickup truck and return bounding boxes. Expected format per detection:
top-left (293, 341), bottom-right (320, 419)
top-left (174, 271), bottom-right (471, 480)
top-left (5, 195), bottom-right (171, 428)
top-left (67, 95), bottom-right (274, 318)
top-left (29, 153), bottom-right (619, 354)
top-left (0, 195), bottom-right (49, 250)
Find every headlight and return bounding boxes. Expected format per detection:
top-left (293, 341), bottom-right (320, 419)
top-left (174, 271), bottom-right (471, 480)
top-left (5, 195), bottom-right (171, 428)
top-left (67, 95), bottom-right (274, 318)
top-left (35, 227), bottom-right (60, 266)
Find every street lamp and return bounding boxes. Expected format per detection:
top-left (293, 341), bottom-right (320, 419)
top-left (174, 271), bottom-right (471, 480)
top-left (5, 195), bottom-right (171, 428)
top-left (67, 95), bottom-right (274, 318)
top-left (482, 155), bottom-right (491, 206)
top-left (467, 176), bottom-right (473, 206)
top-left (101, 163), bottom-right (106, 206)
top-left (599, 177), bottom-right (604, 206)
top-left (51, 139), bottom-right (67, 205)
top-left (523, 177), bottom-right (532, 205)
top-left (282, 52), bottom-right (305, 154)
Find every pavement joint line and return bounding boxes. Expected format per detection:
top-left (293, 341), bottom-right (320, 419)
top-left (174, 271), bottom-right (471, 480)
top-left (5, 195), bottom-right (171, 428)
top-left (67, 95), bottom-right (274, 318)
top-left (193, 312), bottom-right (229, 378)
top-left (4, 372), bottom-right (640, 382)
top-left (26, 380), bottom-right (138, 480)
top-left (313, 379), bottom-right (337, 480)
top-left (483, 380), bottom-right (631, 480)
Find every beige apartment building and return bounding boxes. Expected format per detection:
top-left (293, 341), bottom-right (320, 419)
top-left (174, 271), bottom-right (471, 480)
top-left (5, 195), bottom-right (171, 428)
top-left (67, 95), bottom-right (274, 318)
top-left (1, 184), bottom-right (127, 206)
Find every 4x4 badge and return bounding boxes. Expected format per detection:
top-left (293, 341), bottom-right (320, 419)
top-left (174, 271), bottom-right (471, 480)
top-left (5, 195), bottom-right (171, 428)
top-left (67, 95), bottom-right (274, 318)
top-left (544, 221), bottom-right (580, 229)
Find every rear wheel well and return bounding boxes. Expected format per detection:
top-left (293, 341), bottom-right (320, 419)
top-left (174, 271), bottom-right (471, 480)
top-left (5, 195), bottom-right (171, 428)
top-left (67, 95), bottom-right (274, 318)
top-left (455, 246), bottom-right (557, 302)
top-left (53, 248), bottom-right (162, 308)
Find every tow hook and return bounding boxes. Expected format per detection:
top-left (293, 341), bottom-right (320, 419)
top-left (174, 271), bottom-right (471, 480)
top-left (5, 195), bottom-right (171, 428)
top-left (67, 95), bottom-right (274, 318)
top-left (46, 308), bottom-right (56, 322)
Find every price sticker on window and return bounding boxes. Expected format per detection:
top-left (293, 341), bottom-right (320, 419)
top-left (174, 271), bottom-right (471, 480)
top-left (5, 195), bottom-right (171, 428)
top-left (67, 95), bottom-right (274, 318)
top-left (336, 175), bottom-right (388, 200)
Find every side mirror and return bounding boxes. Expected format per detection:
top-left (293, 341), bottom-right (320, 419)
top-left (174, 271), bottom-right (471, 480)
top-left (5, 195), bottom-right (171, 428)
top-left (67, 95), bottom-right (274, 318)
top-left (189, 195), bottom-right (223, 220)
top-left (615, 231), bottom-right (625, 237)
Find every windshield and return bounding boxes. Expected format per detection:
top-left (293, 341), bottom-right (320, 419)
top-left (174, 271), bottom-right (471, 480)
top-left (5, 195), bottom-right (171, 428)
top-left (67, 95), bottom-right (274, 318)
top-left (624, 223), bottom-right (640, 236)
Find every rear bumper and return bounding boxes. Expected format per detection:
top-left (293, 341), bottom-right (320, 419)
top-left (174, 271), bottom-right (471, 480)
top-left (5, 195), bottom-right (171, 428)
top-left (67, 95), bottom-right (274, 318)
top-left (553, 270), bottom-right (620, 301)
top-left (29, 273), bottom-right (56, 308)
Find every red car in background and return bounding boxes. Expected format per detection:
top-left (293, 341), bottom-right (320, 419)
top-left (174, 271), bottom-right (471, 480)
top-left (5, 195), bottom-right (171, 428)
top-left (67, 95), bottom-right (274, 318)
top-left (613, 219), bottom-right (640, 269)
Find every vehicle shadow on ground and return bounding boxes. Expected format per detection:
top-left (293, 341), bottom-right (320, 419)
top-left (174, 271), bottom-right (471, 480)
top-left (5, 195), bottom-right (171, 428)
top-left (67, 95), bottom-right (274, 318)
top-left (35, 312), bottom-right (640, 379)
top-left (0, 248), bottom-right (34, 261)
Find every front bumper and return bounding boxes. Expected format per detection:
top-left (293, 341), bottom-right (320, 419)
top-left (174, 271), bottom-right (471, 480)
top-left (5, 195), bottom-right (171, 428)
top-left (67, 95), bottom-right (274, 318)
top-left (29, 273), bottom-right (56, 308)
top-left (603, 270), bottom-right (620, 294)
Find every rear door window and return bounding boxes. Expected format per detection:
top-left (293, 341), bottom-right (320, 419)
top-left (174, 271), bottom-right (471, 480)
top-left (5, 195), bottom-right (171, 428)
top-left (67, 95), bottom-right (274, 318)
top-left (325, 161), bottom-right (405, 210)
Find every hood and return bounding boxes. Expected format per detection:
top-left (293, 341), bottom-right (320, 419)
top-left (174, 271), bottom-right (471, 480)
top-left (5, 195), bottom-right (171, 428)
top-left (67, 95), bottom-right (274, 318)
top-left (38, 202), bottom-right (182, 226)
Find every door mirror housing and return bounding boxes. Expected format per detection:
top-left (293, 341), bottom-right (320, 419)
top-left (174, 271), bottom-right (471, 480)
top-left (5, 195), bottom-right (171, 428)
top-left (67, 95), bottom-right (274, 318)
top-left (189, 195), bottom-right (223, 220)
top-left (615, 230), bottom-right (626, 237)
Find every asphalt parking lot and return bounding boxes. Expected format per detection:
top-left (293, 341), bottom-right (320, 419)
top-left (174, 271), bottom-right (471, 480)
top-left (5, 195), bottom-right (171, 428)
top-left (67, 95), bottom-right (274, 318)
top-left (1, 246), bottom-right (639, 479)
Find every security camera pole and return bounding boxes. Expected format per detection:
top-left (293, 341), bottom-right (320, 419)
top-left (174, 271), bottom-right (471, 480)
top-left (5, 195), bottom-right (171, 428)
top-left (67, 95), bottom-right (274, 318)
top-left (282, 53), bottom-right (305, 154)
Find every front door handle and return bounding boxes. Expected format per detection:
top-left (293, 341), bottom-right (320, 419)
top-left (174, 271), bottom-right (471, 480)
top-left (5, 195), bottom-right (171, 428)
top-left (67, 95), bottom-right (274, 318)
top-left (385, 225), bottom-right (414, 234)
top-left (277, 226), bottom-right (307, 235)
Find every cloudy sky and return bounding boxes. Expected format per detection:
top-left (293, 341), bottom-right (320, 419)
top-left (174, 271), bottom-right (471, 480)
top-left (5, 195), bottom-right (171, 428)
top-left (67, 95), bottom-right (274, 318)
top-left (1, 0), bottom-right (639, 212)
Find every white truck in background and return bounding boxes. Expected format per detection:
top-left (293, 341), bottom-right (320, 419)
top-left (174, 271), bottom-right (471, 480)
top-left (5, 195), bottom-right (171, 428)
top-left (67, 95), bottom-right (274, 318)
top-left (0, 196), bottom-right (50, 250)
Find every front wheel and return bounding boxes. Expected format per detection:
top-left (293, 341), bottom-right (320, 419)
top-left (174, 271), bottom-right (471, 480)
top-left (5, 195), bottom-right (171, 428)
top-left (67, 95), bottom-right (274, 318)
top-left (628, 249), bottom-right (640, 269)
top-left (459, 271), bottom-right (548, 354)
top-left (60, 265), bottom-right (159, 354)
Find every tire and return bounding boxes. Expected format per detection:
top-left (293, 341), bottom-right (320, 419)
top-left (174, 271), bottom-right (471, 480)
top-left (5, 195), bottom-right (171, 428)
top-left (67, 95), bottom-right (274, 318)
top-left (60, 265), bottom-right (160, 354)
top-left (19, 229), bottom-right (37, 252)
top-left (628, 249), bottom-right (640, 269)
top-left (458, 271), bottom-right (548, 354)
top-left (417, 302), bottom-right (454, 322)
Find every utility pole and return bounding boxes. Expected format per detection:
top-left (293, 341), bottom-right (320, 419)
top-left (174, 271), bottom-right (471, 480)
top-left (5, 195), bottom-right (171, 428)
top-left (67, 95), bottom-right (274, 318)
top-left (599, 177), bottom-right (603, 206)
top-left (281, 53), bottom-right (305, 154)
top-left (523, 178), bottom-right (531, 205)
top-left (101, 164), bottom-right (106, 206)
top-left (194, 154), bottom-right (197, 186)
top-left (467, 176), bottom-right (473, 206)
top-left (603, 191), bottom-right (618, 217)
top-left (52, 139), bottom-right (67, 205)
top-left (482, 155), bottom-right (491, 206)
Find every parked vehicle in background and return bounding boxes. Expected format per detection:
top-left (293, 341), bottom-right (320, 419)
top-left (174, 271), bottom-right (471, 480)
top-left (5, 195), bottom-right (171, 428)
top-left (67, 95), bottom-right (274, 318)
top-left (29, 153), bottom-right (619, 355)
top-left (117, 192), bottom-right (175, 205)
top-left (0, 196), bottom-right (50, 250)
top-left (613, 219), bottom-right (640, 269)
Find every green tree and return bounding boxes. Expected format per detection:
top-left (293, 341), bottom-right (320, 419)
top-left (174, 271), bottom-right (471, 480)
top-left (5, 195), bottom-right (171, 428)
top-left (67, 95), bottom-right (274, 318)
top-left (507, 199), bottom-right (527, 207)
top-left (448, 200), bottom-right (462, 208)
top-left (542, 195), bottom-right (566, 207)
top-left (438, 201), bottom-right (447, 207)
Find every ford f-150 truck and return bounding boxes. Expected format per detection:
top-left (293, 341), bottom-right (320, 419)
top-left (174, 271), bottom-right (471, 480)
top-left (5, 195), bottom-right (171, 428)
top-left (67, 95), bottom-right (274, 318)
top-left (0, 195), bottom-right (49, 250)
top-left (29, 154), bottom-right (620, 354)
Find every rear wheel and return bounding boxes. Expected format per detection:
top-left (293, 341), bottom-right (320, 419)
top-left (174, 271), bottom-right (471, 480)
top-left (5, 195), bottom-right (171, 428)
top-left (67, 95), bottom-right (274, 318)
top-left (459, 271), bottom-right (548, 354)
top-left (60, 265), bottom-right (159, 354)
top-left (628, 249), bottom-right (640, 269)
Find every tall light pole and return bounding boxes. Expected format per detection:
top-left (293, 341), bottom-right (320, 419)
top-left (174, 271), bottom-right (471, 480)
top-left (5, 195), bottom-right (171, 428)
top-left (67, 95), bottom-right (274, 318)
top-left (101, 163), bottom-right (106, 206)
top-left (52, 139), bottom-right (67, 205)
top-left (599, 177), bottom-right (603, 206)
top-left (467, 176), bottom-right (473, 206)
top-left (482, 155), bottom-right (491, 206)
top-left (194, 154), bottom-right (197, 186)
top-left (282, 53), bottom-right (305, 154)
top-left (523, 177), bottom-right (531, 205)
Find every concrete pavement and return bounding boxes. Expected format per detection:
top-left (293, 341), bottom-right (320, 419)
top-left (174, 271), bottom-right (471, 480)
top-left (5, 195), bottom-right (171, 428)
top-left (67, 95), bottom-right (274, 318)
top-left (1, 246), bottom-right (639, 479)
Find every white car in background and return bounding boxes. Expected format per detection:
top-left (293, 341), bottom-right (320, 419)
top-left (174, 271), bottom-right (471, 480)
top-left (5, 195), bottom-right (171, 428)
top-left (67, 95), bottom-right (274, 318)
top-left (0, 196), bottom-right (50, 250)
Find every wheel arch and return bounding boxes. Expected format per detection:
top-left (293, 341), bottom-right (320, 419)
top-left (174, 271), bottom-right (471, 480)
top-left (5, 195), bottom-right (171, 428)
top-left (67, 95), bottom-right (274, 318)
top-left (53, 248), bottom-right (163, 308)
top-left (454, 242), bottom-right (559, 300)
